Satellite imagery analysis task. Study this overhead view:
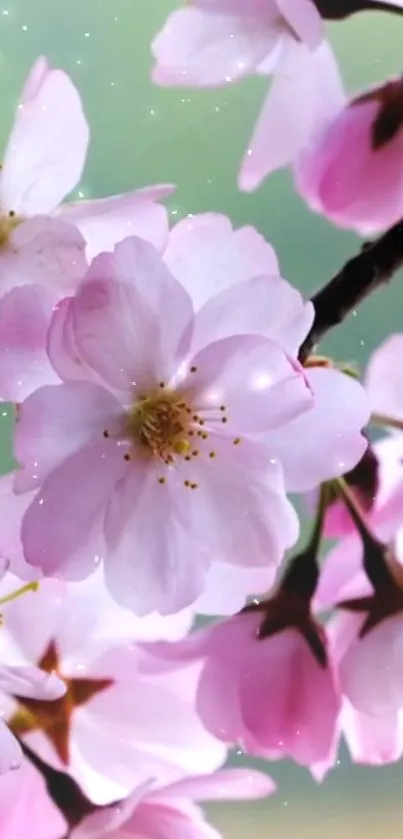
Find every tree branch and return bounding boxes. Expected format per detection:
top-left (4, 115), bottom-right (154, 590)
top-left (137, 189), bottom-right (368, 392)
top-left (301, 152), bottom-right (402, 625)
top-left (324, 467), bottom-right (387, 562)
top-left (299, 219), bottom-right (403, 362)
top-left (314, 0), bottom-right (403, 20)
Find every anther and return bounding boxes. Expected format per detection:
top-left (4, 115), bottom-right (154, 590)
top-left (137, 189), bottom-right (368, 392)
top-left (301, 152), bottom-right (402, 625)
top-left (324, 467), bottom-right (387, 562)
top-left (158, 477), bottom-right (166, 484)
top-left (190, 366), bottom-right (197, 373)
top-left (173, 439), bottom-right (190, 456)
top-left (201, 432), bottom-right (208, 439)
top-left (192, 415), bottom-right (199, 422)
top-left (220, 405), bottom-right (226, 412)
top-left (159, 382), bottom-right (165, 389)
top-left (221, 417), bottom-right (228, 424)
top-left (199, 419), bottom-right (205, 426)
top-left (189, 430), bottom-right (194, 436)
top-left (185, 455), bottom-right (192, 461)
top-left (233, 437), bottom-right (241, 445)
top-left (190, 483), bottom-right (198, 489)
top-left (192, 450), bottom-right (199, 457)
top-left (184, 480), bottom-right (191, 487)
top-left (8, 210), bottom-right (15, 218)
top-left (209, 451), bottom-right (216, 458)
top-left (124, 453), bottom-right (131, 461)
top-left (103, 430), bottom-right (110, 438)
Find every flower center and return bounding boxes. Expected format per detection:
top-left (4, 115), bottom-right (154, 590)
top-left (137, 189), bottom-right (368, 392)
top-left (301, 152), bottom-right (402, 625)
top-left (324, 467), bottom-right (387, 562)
top-left (125, 387), bottom-right (199, 463)
top-left (0, 210), bottom-right (22, 248)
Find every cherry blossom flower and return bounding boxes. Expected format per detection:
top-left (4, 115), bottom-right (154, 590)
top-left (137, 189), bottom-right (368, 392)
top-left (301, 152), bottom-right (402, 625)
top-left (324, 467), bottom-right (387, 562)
top-left (294, 76), bottom-right (403, 234)
top-left (72, 768), bottom-right (276, 839)
top-left (0, 56), bottom-right (173, 403)
top-left (0, 571), bottom-right (225, 804)
top-left (151, 0), bottom-right (346, 190)
top-left (141, 607), bottom-right (340, 769)
top-left (11, 234), bottom-right (370, 613)
top-left (0, 757), bottom-right (67, 839)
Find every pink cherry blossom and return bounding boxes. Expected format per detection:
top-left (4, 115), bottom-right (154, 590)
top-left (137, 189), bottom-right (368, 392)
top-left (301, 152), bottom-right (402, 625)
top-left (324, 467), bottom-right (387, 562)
top-left (12, 234), bottom-right (370, 614)
top-left (72, 768), bottom-right (275, 839)
top-left (0, 571), bottom-right (225, 804)
top-left (0, 757), bottom-right (67, 839)
top-left (12, 236), bottom-right (312, 614)
top-left (294, 77), bottom-right (403, 234)
top-left (151, 1), bottom-right (348, 191)
top-left (0, 56), bottom-right (174, 403)
top-left (143, 609), bottom-right (341, 768)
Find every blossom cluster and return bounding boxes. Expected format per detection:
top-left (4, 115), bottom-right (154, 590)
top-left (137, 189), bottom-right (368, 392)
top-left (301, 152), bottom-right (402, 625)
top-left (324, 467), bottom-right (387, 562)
top-left (0, 1), bottom-right (403, 836)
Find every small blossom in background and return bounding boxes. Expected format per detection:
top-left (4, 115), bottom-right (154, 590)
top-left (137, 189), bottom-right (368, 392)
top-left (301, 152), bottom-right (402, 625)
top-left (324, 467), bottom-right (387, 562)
top-left (0, 571), bottom-right (225, 804)
top-left (151, 0), bottom-right (348, 191)
top-left (294, 76), bottom-right (403, 234)
top-left (72, 769), bottom-right (275, 839)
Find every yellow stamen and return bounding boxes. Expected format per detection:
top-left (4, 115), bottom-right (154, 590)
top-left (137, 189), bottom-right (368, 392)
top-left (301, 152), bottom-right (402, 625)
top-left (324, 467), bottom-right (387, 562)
top-left (0, 581), bottom-right (39, 608)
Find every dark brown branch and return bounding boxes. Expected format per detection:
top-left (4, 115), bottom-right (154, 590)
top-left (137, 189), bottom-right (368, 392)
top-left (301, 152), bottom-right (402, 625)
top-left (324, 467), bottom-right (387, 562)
top-left (314, 0), bottom-right (403, 20)
top-left (20, 740), bottom-right (95, 833)
top-left (299, 219), bottom-right (403, 362)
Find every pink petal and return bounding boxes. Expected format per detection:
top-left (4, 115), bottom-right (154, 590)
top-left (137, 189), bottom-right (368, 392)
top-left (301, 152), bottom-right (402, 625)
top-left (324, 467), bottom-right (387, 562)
top-left (21, 442), bottom-right (126, 578)
top-left (240, 39), bottom-right (344, 190)
top-left (0, 284), bottom-right (58, 402)
top-left (263, 367), bottom-right (370, 492)
top-left (186, 334), bottom-right (313, 432)
top-left (59, 184), bottom-right (175, 260)
top-left (126, 800), bottom-right (222, 839)
top-left (152, 6), bottom-right (280, 87)
top-left (0, 60), bottom-right (89, 215)
top-left (239, 628), bottom-right (340, 765)
top-left (14, 381), bottom-right (123, 493)
top-left (4, 216), bottom-right (88, 294)
top-left (47, 297), bottom-right (103, 384)
top-left (313, 536), bottom-right (367, 613)
top-left (192, 274), bottom-right (314, 356)
top-left (72, 671), bottom-right (225, 803)
top-left (0, 757), bottom-right (67, 836)
top-left (0, 476), bottom-right (40, 581)
top-left (0, 722), bottom-right (22, 774)
top-left (72, 237), bottom-right (193, 394)
top-left (340, 613), bottom-right (403, 716)
top-left (104, 463), bottom-right (209, 615)
top-left (342, 701), bottom-right (403, 765)
top-left (195, 561), bottom-right (275, 615)
top-left (163, 213), bottom-right (279, 311)
top-left (186, 437), bottom-right (299, 569)
top-left (0, 663), bottom-right (65, 700)
top-left (295, 96), bottom-right (403, 235)
top-left (365, 334), bottom-right (403, 421)
top-left (157, 768), bottom-right (276, 801)
top-left (71, 782), bottom-right (151, 837)
top-left (277, 0), bottom-right (323, 48)
top-left (0, 575), bottom-right (66, 663)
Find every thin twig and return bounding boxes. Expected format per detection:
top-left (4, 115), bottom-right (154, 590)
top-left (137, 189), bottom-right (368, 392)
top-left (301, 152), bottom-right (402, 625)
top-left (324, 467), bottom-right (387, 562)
top-left (299, 219), bottom-right (403, 362)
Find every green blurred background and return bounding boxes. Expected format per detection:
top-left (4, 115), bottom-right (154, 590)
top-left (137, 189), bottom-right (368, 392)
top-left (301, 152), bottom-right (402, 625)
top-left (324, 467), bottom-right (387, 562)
top-left (0, 1), bottom-right (402, 835)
